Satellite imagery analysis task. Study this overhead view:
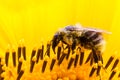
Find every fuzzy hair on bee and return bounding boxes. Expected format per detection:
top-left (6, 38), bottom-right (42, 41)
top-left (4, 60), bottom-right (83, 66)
top-left (51, 23), bottom-right (111, 63)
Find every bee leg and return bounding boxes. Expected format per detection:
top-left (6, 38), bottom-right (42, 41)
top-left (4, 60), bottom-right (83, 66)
top-left (52, 41), bottom-right (59, 54)
top-left (52, 36), bottom-right (61, 54)
top-left (97, 51), bottom-right (103, 64)
top-left (99, 54), bottom-right (103, 64)
top-left (90, 52), bottom-right (94, 66)
top-left (92, 49), bottom-right (99, 63)
top-left (92, 50), bottom-right (103, 64)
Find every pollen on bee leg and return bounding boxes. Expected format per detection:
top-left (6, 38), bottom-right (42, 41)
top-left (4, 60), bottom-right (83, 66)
top-left (50, 55), bottom-right (56, 71)
top-left (58, 50), bottom-right (67, 65)
top-left (12, 49), bottom-right (16, 67)
top-left (42, 56), bottom-right (48, 73)
top-left (30, 56), bottom-right (36, 73)
top-left (105, 55), bottom-right (114, 69)
top-left (17, 70), bottom-right (24, 80)
top-left (17, 58), bottom-right (23, 74)
top-left (89, 63), bottom-right (98, 77)
top-left (111, 58), bottom-right (119, 71)
top-left (109, 68), bottom-right (118, 80)
top-left (67, 54), bottom-right (75, 69)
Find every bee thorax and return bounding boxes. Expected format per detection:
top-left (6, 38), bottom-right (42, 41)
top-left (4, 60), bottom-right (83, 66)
top-left (63, 35), bottom-right (73, 45)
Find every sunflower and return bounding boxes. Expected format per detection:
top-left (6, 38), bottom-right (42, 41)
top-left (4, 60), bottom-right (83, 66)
top-left (0, 0), bottom-right (120, 80)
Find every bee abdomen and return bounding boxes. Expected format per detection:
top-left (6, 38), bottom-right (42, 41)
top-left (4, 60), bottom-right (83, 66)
top-left (89, 32), bottom-right (99, 40)
top-left (92, 35), bottom-right (103, 45)
top-left (93, 38), bottom-right (103, 45)
top-left (84, 31), bottom-right (103, 47)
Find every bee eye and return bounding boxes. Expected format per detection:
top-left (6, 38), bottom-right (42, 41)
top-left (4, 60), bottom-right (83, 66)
top-left (54, 34), bottom-right (58, 37)
top-left (54, 32), bottom-right (60, 37)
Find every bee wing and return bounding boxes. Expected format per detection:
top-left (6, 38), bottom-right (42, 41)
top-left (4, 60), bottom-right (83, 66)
top-left (76, 27), bottom-right (112, 34)
top-left (84, 28), bottom-right (112, 34)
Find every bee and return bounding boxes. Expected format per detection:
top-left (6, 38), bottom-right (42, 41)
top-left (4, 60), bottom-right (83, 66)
top-left (51, 24), bottom-right (111, 63)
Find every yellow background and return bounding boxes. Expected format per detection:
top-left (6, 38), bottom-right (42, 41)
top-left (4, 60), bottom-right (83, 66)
top-left (0, 0), bottom-right (119, 57)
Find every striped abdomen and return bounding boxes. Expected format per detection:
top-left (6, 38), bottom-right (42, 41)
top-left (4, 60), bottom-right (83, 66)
top-left (80, 30), bottom-right (105, 51)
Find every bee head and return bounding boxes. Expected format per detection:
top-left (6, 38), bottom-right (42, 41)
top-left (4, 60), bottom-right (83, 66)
top-left (52, 31), bottom-right (64, 53)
